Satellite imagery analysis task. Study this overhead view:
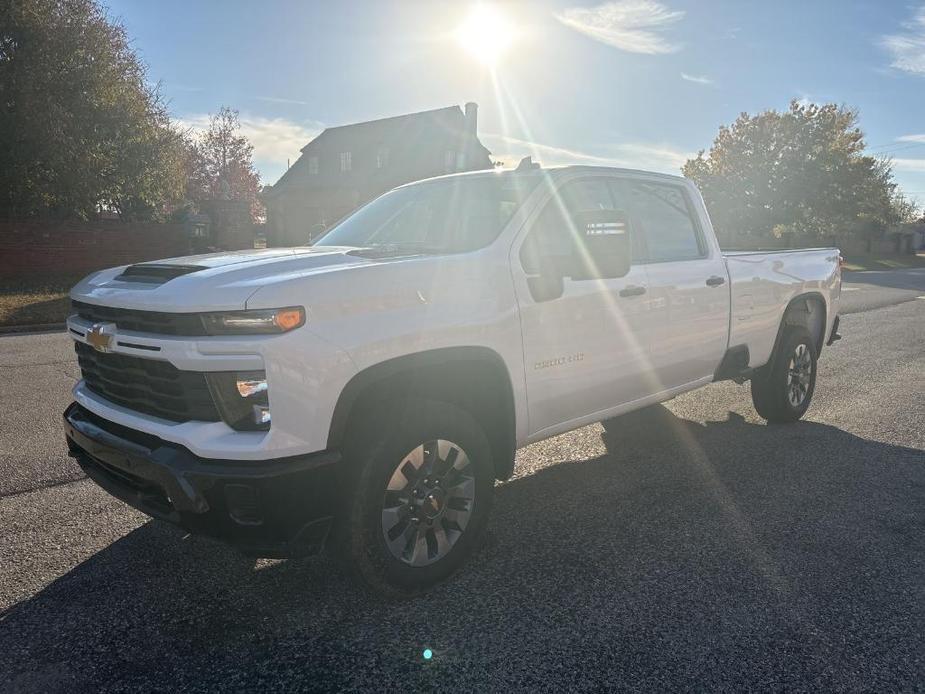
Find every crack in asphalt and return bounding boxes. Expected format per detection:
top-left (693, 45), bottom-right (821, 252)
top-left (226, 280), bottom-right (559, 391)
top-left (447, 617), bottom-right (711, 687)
top-left (0, 475), bottom-right (85, 501)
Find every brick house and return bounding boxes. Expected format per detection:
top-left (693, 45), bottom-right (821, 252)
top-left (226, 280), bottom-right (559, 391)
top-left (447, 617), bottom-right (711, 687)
top-left (262, 102), bottom-right (493, 246)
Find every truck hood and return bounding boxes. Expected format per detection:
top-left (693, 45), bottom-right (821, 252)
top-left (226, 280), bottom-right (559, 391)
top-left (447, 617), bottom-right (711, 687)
top-left (70, 246), bottom-right (380, 312)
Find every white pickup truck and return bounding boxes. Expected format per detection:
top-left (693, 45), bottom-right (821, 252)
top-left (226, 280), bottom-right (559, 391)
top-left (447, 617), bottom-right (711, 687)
top-left (64, 166), bottom-right (842, 594)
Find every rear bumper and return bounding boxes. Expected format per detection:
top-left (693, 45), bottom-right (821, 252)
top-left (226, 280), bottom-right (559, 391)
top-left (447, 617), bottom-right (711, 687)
top-left (64, 402), bottom-right (341, 558)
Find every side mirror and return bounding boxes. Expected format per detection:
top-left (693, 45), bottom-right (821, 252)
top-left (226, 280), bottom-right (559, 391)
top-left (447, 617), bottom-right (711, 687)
top-left (526, 256), bottom-right (566, 302)
top-left (568, 209), bottom-right (631, 280)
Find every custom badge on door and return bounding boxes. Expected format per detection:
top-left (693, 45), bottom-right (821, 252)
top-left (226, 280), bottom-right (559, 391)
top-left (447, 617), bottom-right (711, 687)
top-left (534, 352), bottom-right (585, 370)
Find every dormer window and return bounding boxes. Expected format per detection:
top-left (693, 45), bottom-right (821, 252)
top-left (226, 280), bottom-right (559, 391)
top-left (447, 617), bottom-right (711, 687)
top-left (340, 151), bottom-right (352, 172)
top-left (307, 156), bottom-right (319, 175)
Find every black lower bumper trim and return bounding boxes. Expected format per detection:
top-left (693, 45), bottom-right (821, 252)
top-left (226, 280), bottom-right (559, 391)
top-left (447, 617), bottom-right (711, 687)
top-left (64, 402), bottom-right (341, 557)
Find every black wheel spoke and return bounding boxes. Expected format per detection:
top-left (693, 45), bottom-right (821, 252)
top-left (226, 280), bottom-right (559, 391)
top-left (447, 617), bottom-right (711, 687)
top-left (381, 438), bottom-right (476, 567)
top-left (400, 461), bottom-right (419, 485)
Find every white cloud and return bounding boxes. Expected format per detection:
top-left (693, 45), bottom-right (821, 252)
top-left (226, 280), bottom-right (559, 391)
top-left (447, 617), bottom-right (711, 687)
top-left (482, 133), bottom-right (692, 174)
top-left (555, 0), bottom-right (684, 54)
top-left (897, 134), bottom-right (925, 143)
top-left (681, 72), bottom-right (713, 85)
top-left (881, 6), bottom-right (925, 75)
top-left (177, 113), bottom-right (323, 178)
top-left (891, 158), bottom-right (925, 172)
top-left (255, 96), bottom-right (310, 106)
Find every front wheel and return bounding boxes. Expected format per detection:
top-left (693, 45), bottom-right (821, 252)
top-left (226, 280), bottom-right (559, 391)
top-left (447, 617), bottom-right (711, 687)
top-left (750, 326), bottom-right (818, 423)
top-left (335, 399), bottom-right (494, 597)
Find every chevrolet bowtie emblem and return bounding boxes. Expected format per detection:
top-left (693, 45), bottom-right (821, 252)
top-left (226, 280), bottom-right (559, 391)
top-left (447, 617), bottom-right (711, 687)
top-left (86, 322), bottom-right (116, 353)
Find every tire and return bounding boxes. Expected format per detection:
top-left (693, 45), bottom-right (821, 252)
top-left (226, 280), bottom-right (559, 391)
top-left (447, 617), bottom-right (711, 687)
top-left (750, 326), bottom-right (817, 423)
top-left (334, 398), bottom-right (494, 597)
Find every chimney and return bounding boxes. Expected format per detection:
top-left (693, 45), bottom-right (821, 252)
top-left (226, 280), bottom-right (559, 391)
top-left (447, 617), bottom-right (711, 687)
top-left (464, 102), bottom-right (478, 138)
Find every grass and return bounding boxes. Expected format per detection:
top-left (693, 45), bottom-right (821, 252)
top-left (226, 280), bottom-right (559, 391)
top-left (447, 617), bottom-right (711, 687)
top-left (0, 274), bottom-right (84, 329)
top-left (840, 253), bottom-right (925, 272)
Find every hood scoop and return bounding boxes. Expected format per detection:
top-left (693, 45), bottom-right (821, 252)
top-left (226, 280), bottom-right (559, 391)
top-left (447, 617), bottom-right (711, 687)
top-left (114, 263), bottom-right (206, 285)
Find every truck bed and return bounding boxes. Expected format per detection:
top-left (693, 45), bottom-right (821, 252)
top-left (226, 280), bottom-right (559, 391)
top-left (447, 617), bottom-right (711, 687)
top-left (723, 247), bottom-right (841, 368)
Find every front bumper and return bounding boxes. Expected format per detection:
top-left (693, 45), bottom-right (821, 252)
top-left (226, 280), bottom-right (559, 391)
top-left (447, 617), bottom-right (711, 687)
top-left (64, 403), bottom-right (341, 557)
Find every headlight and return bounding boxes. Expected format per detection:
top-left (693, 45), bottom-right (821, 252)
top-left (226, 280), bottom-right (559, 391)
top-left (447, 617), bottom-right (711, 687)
top-left (200, 307), bottom-right (304, 335)
top-left (206, 370), bottom-right (271, 431)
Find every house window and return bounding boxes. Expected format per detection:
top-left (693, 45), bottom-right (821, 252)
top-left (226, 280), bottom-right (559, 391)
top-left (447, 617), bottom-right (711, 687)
top-left (340, 151), bottom-right (352, 172)
top-left (307, 156), bottom-right (319, 175)
top-left (456, 152), bottom-right (466, 170)
top-left (444, 150), bottom-right (456, 173)
top-left (377, 147), bottom-right (389, 169)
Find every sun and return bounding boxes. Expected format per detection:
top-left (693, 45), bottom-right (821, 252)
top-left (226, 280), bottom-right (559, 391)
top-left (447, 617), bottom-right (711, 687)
top-left (455, 4), bottom-right (516, 67)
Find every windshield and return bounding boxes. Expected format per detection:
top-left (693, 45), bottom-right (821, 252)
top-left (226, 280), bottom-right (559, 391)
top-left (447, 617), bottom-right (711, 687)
top-left (314, 174), bottom-right (541, 254)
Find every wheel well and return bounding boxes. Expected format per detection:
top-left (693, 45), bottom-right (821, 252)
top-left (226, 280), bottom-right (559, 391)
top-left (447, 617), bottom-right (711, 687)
top-left (778, 293), bottom-right (827, 357)
top-left (328, 347), bottom-right (517, 480)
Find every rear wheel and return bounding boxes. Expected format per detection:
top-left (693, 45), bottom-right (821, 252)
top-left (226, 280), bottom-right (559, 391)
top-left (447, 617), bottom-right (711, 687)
top-left (335, 399), bottom-right (494, 596)
top-left (751, 326), bottom-right (817, 423)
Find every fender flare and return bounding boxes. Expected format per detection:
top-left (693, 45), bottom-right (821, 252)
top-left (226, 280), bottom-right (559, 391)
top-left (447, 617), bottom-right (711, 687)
top-left (326, 346), bottom-right (518, 479)
top-left (765, 291), bottom-right (828, 370)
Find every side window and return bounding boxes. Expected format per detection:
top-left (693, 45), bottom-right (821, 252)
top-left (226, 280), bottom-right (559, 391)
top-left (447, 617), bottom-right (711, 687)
top-left (608, 179), bottom-right (646, 263)
top-left (629, 182), bottom-right (704, 262)
top-left (520, 179), bottom-right (615, 274)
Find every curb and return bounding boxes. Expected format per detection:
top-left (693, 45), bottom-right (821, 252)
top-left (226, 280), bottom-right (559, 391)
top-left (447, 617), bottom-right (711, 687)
top-left (0, 322), bottom-right (66, 335)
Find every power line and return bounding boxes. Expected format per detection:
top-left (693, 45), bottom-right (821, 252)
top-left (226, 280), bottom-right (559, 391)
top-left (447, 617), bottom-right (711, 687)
top-left (867, 141), bottom-right (925, 156)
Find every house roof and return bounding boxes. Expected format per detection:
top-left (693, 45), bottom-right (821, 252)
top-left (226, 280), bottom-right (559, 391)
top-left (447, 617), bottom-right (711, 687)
top-left (299, 105), bottom-right (478, 154)
top-left (270, 104), bottom-right (491, 191)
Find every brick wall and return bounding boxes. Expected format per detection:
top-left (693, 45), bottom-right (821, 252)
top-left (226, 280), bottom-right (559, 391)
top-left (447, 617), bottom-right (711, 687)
top-left (0, 219), bottom-right (191, 280)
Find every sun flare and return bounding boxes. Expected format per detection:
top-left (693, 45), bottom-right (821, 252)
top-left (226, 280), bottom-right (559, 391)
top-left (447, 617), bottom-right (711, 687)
top-left (455, 4), bottom-right (516, 67)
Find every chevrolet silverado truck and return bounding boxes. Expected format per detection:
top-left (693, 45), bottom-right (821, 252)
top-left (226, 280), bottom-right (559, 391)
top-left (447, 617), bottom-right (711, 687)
top-left (64, 166), bottom-right (842, 594)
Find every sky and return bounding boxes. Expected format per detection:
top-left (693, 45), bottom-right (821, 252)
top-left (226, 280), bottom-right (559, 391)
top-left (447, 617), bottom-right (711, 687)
top-left (107, 0), bottom-right (925, 206)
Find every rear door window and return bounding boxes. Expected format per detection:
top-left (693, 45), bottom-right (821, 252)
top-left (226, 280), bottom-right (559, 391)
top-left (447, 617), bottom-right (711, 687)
top-left (627, 182), bottom-right (704, 262)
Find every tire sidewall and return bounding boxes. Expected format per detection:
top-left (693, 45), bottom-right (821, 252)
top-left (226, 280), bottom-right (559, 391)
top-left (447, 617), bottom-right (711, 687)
top-left (766, 327), bottom-right (818, 420)
top-left (341, 399), bottom-right (494, 595)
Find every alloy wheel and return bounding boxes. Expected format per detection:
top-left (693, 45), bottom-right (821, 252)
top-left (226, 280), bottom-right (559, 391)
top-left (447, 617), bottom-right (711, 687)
top-left (787, 342), bottom-right (813, 407)
top-left (380, 439), bottom-right (476, 567)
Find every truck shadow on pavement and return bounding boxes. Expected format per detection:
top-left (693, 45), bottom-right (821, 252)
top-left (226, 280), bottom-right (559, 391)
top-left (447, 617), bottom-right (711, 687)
top-left (2, 406), bottom-right (923, 691)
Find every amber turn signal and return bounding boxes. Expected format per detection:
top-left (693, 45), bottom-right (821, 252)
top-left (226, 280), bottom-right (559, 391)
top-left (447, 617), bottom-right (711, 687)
top-left (273, 308), bottom-right (304, 331)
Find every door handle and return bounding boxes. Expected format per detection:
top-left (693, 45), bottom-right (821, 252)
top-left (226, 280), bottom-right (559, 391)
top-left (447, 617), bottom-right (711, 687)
top-left (619, 285), bottom-right (647, 298)
top-left (706, 275), bottom-right (726, 287)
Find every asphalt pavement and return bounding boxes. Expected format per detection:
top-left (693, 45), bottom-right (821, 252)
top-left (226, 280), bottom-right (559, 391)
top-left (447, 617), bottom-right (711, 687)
top-left (1, 270), bottom-right (923, 691)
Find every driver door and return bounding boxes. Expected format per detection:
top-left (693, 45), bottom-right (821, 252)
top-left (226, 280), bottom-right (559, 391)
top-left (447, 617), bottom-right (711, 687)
top-left (513, 177), bottom-right (653, 437)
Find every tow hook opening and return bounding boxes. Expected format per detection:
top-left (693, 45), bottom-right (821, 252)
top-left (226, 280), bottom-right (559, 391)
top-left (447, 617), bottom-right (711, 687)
top-left (224, 484), bottom-right (264, 526)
